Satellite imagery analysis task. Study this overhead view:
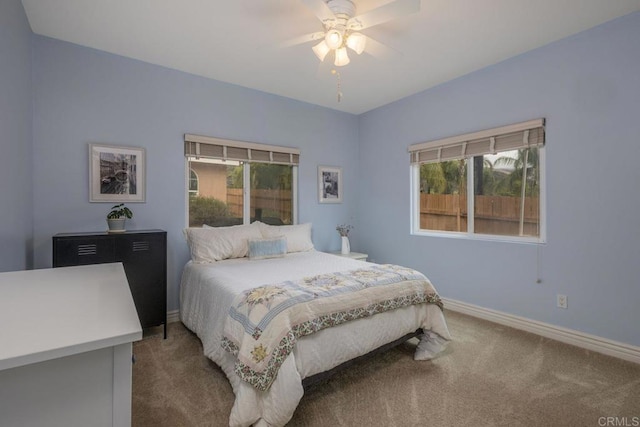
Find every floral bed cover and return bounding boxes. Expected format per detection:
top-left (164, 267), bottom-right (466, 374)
top-left (221, 264), bottom-right (443, 391)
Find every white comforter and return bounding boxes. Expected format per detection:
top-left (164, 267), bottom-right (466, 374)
top-left (180, 251), bottom-right (451, 427)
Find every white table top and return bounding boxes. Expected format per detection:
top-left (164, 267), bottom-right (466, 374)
top-left (0, 263), bottom-right (142, 371)
top-left (328, 251), bottom-right (368, 260)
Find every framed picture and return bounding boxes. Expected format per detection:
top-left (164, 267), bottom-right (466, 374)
top-left (89, 143), bottom-right (146, 202)
top-left (318, 165), bottom-right (342, 204)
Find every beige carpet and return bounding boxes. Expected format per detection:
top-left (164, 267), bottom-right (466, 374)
top-left (132, 311), bottom-right (640, 426)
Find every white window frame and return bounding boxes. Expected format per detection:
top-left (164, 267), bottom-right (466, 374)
top-left (184, 134), bottom-right (300, 228)
top-left (410, 125), bottom-right (546, 244)
top-left (240, 162), bottom-right (298, 225)
top-left (184, 160), bottom-right (298, 227)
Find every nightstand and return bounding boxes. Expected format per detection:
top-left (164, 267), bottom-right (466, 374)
top-left (329, 251), bottom-right (368, 261)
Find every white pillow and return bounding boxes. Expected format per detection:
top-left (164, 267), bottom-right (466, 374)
top-left (183, 222), bottom-right (262, 262)
top-left (259, 222), bottom-right (314, 253)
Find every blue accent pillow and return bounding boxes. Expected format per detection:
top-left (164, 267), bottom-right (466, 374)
top-left (248, 237), bottom-right (287, 260)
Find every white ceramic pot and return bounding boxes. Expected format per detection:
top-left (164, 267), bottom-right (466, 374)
top-left (107, 218), bottom-right (126, 233)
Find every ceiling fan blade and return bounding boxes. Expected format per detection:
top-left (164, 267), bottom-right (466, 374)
top-left (348, 0), bottom-right (420, 31)
top-left (277, 31), bottom-right (325, 49)
top-left (363, 36), bottom-right (402, 60)
top-left (301, 0), bottom-right (337, 25)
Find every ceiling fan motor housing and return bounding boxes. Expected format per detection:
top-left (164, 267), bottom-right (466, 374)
top-left (326, 0), bottom-right (356, 19)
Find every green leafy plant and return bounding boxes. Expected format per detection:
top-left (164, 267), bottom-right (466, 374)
top-left (107, 203), bottom-right (133, 219)
top-left (188, 196), bottom-right (230, 227)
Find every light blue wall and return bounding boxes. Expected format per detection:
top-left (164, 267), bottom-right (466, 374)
top-left (0, 0), bottom-right (33, 272)
top-left (356, 12), bottom-right (640, 346)
top-left (31, 36), bottom-right (359, 311)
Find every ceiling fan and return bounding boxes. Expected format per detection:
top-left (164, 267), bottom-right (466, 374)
top-left (285, 0), bottom-right (421, 67)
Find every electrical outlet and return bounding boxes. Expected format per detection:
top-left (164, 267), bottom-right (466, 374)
top-left (557, 294), bottom-right (568, 309)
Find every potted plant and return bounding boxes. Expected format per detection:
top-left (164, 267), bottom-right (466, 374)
top-left (107, 203), bottom-right (133, 233)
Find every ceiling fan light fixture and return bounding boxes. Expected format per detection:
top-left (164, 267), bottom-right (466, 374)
top-left (346, 32), bottom-right (366, 54)
top-left (334, 47), bottom-right (350, 66)
top-left (325, 29), bottom-right (343, 49)
top-left (312, 40), bottom-right (331, 61)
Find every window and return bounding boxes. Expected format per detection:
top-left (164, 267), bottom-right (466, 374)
top-left (184, 134), bottom-right (299, 227)
top-left (410, 119), bottom-right (545, 242)
top-left (188, 169), bottom-right (199, 196)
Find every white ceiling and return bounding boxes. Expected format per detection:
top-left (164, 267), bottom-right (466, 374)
top-left (21, 0), bottom-right (640, 115)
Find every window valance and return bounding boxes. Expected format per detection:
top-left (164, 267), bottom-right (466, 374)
top-left (185, 134), bottom-right (300, 165)
top-left (408, 119), bottom-right (545, 164)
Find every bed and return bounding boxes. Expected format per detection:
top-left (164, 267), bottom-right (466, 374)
top-left (180, 222), bottom-right (451, 426)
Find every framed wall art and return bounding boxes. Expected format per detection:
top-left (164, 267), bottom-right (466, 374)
top-left (318, 165), bottom-right (342, 204)
top-left (89, 143), bottom-right (146, 202)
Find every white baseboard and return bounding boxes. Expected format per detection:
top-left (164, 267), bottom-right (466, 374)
top-left (167, 309), bottom-right (180, 324)
top-left (442, 297), bottom-right (640, 365)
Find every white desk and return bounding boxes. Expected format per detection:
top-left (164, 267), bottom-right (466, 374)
top-left (0, 263), bottom-right (142, 427)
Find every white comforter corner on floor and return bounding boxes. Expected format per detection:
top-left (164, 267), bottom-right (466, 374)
top-left (179, 251), bottom-right (451, 427)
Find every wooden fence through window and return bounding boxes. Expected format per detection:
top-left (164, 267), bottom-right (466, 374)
top-left (420, 193), bottom-right (539, 236)
top-left (227, 188), bottom-right (292, 224)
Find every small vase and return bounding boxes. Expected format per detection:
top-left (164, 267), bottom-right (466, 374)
top-left (341, 236), bottom-right (350, 255)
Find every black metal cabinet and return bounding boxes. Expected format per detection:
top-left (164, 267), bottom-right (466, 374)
top-left (53, 229), bottom-right (167, 338)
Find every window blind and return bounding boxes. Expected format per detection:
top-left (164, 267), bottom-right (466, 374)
top-left (408, 119), bottom-right (545, 164)
top-left (184, 134), bottom-right (300, 165)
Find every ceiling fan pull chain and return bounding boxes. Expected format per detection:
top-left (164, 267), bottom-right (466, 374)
top-left (332, 69), bottom-right (343, 102)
